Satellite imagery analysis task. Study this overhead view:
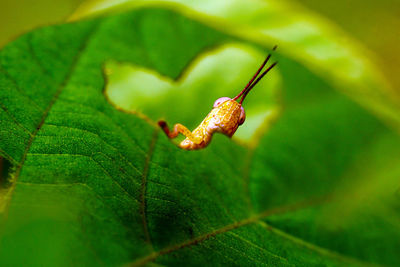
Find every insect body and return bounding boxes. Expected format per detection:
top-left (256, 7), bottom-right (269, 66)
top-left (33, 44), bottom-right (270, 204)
top-left (158, 47), bottom-right (278, 150)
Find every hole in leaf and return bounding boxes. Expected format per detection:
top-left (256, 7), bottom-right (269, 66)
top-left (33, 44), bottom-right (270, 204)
top-left (104, 43), bottom-right (282, 144)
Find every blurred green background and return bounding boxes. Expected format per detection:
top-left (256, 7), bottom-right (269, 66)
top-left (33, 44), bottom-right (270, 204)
top-left (1, 0), bottom-right (399, 96)
top-left (298, 0), bottom-right (400, 95)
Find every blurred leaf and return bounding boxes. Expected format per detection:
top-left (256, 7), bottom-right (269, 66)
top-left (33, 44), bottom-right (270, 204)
top-left (70, 0), bottom-right (400, 132)
top-left (0, 6), bottom-right (400, 267)
top-left (297, 0), bottom-right (400, 96)
top-left (0, 0), bottom-right (86, 48)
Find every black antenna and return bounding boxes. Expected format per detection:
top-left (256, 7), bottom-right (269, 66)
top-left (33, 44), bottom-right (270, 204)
top-left (239, 61), bottom-right (278, 104)
top-left (233, 45), bottom-right (277, 102)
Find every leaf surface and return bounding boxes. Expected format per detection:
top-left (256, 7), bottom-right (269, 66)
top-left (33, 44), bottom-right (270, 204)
top-left (0, 6), bottom-right (400, 267)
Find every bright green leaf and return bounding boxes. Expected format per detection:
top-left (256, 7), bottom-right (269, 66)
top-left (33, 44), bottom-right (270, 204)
top-left (1, 6), bottom-right (400, 267)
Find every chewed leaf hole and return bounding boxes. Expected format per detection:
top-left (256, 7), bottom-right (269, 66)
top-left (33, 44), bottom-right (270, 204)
top-left (104, 43), bottom-right (282, 143)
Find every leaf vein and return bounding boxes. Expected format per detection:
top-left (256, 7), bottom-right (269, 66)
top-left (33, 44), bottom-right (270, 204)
top-left (26, 151), bottom-right (141, 201)
top-left (129, 195), bottom-right (331, 266)
top-left (0, 103), bottom-right (33, 135)
top-left (214, 238), bottom-right (269, 266)
top-left (0, 65), bottom-right (44, 111)
top-left (0, 148), bottom-right (18, 165)
top-left (55, 98), bottom-right (147, 154)
top-left (38, 125), bottom-right (143, 178)
top-left (140, 129), bottom-right (158, 250)
top-left (27, 34), bottom-right (50, 76)
top-left (228, 231), bottom-right (291, 264)
top-left (257, 221), bottom-right (374, 267)
top-left (2, 21), bottom-right (101, 218)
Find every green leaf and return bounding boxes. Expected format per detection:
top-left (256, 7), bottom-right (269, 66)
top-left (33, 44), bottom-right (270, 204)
top-left (70, 0), bottom-right (400, 131)
top-left (104, 43), bottom-right (281, 143)
top-left (1, 6), bottom-right (400, 267)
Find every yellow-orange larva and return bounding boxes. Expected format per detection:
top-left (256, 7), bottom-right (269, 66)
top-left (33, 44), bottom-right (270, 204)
top-left (158, 46), bottom-right (278, 150)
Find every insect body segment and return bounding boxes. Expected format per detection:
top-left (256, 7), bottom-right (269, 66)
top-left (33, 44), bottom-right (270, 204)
top-left (158, 47), bottom-right (277, 150)
top-left (158, 99), bottom-right (243, 149)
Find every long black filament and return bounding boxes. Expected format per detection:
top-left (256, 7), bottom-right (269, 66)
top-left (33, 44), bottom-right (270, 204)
top-left (239, 61), bottom-right (278, 104)
top-left (233, 45), bottom-right (278, 104)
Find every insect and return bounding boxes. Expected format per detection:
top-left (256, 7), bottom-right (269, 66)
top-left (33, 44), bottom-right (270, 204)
top-left (158, 46), bottom-right (278, 150)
